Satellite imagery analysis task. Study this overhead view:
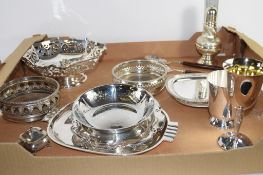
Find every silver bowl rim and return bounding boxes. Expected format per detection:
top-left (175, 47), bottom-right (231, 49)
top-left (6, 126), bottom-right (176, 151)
top-left (112, 59), bottom-right (168, 84)
top-left (0, 76), bottom-right (60, 105)
top-left (222, 57), bottom-right (263, 77)
top-left (22, 37), bottom-right (106, 73)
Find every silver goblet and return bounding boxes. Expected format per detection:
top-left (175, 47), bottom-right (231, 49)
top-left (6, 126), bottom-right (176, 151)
top-left (207, 70), bottom-right (233, 129)
top-left (218, 58), bottom-right (263, 150)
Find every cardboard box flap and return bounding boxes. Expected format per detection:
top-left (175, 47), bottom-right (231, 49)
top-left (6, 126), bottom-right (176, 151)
top-left (0, 34), bottom-right (46, 87)
top-left (225, 26), bottom-right (263, 59)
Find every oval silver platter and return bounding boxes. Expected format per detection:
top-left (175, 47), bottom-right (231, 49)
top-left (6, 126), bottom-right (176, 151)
top-left (165, 73), bottom-right (209, 108)
top-left (47, 102), bottom-right (178, 156)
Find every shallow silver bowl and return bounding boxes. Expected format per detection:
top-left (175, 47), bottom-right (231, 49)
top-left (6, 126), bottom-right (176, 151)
top-left (47, 102), bottom-right (178, 155)
top-left (112, 60), bottom-right (167, 95)
top-left (71, 100), bottom-right (165, 150)
top-left (71, 101), bottom-right (159, 148)
top-left (72, 84), bottom-right (155, 146)
top-left (23, 37), bottom-right (106, 88)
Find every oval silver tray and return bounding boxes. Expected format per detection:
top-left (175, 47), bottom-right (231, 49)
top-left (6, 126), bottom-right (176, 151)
top-left (47, 102), bottom-right (178, 156)
top-left (165, 73), bottom-right (209, 108)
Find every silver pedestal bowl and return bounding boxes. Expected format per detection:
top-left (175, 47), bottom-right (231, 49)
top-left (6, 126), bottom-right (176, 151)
top-left (23, 37), bottom-right (106, 88)
top-left (71, 84), bottom-right (156, 148)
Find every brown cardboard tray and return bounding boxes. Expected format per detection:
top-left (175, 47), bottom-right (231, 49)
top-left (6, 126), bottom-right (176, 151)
top-left (0, 27), bottom-right (263, 175)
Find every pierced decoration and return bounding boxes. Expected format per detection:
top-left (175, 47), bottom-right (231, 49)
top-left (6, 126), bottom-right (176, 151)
top-left (22, 37), bottom-right (106, 88)
top-left (0, 76), bottom-right (60, 122)
top-left (112, 60), bottom-right (167, 95)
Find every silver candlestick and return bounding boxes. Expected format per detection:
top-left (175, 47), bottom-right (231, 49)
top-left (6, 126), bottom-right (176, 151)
top-left (196, 0), bottom-right (221, 65)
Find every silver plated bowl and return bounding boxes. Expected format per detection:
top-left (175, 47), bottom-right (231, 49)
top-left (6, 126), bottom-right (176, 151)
top-left (23, 37), bottom-right (106, 88)
top-left (47, 102), bottom-right (178, 155)
top-left (0, 76), bottom-right (60, 122)
top-left (72, 84), bottom-right (155, 146)
top-left (112, 60), bottom-right (167, 95)
top-left (71, 102), bottom-right (159, 149)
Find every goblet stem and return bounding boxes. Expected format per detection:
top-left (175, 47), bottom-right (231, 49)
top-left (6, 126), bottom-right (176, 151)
top-left (233, 106), bottom-right (243, 134)
top-left (217, 100), bottom-right (252, 150)
top-left (232, 106), bottom-right (244, 149)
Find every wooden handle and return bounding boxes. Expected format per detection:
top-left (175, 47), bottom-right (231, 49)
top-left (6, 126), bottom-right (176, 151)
top-left (0, 34), bottom-right (47, 87)
top-left (181, 61), bottom-right (223, 70)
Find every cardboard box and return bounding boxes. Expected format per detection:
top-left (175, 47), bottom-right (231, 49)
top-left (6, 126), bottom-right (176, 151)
top-left (0, 27), bottom-right (263, 175)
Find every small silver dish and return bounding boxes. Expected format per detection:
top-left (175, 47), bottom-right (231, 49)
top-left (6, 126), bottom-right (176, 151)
top-left (23, 37), bottom-right (106, 88)
top-left (18, 127), bottom-right (49, 153)
top-left (112, 60), bottom-right (167, 95)
top-left (72, 84), bottom-right (155, 146)
top-left (0, 76), bottom-right (60, 122)
top-left (165, 73), bottom-right (208, 107)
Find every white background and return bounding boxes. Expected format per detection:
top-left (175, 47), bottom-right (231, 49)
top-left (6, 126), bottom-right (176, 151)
top-left (1, 0), bottom-right (263, 61)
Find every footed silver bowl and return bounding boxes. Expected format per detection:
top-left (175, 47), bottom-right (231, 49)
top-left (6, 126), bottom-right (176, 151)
top-left (23, 37), bottom-right (106, 88)
top-left (47, 102), bottom-right (178, 155)
top-left (71, 102), bottom-right (165, 151)
top-left (72, 84), bottom-right (156, 147)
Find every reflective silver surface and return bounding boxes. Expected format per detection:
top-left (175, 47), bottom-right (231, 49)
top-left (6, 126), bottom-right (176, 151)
top-left (165, 73), bottom-right (208, 107)
top-left (0, 76), bottom-right (60, 122)
top-left (207, 70), bottom-right (233, 129)
top-left (72, 84), bottom-right (155, 135)
top-left (47, 102), bottom-right (178, 155)
top-left (195, 0), bottom-right (221, 65)
top-left (217, 131), bottom-right (252, 150)
top-left (112, 60), bottom-right (167, 95)
top-left (218, 57), bottom-right (263, 150)
top-left (23, 37), bottom-right (106, 88)
top-left (18, 127), bottom-right (49, 153)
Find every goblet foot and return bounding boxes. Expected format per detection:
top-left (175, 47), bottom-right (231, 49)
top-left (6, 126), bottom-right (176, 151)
top-left (58, 73), bottom-right (87, 88)
top-left (217, 132), bottom-right (252, 150)
top-left (209, 116), bottom-right (233, 130)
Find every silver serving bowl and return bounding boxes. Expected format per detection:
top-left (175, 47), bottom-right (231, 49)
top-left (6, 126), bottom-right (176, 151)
top-left (112, 60), bottom-right (167, 95)
top-left (23, 37), bottom-right (106, 88)
top-left (47, 102), bottom-right (178, 155)
top-left (0, 76), bottom-right (60, 122)
top-left (71, 101), bottom-right (165, 150)
top-left (72, 84), bottom-right (155, 146)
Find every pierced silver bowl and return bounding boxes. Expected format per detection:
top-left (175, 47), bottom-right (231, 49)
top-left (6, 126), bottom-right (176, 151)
top-left (112, 60), bottom-right (167, 95)
top-left (23, 37), bottom-right (106, 88)
top-left (0, 76), bottom-right (60, 122)
top-left (71, 84), bottom-right (156, 147)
